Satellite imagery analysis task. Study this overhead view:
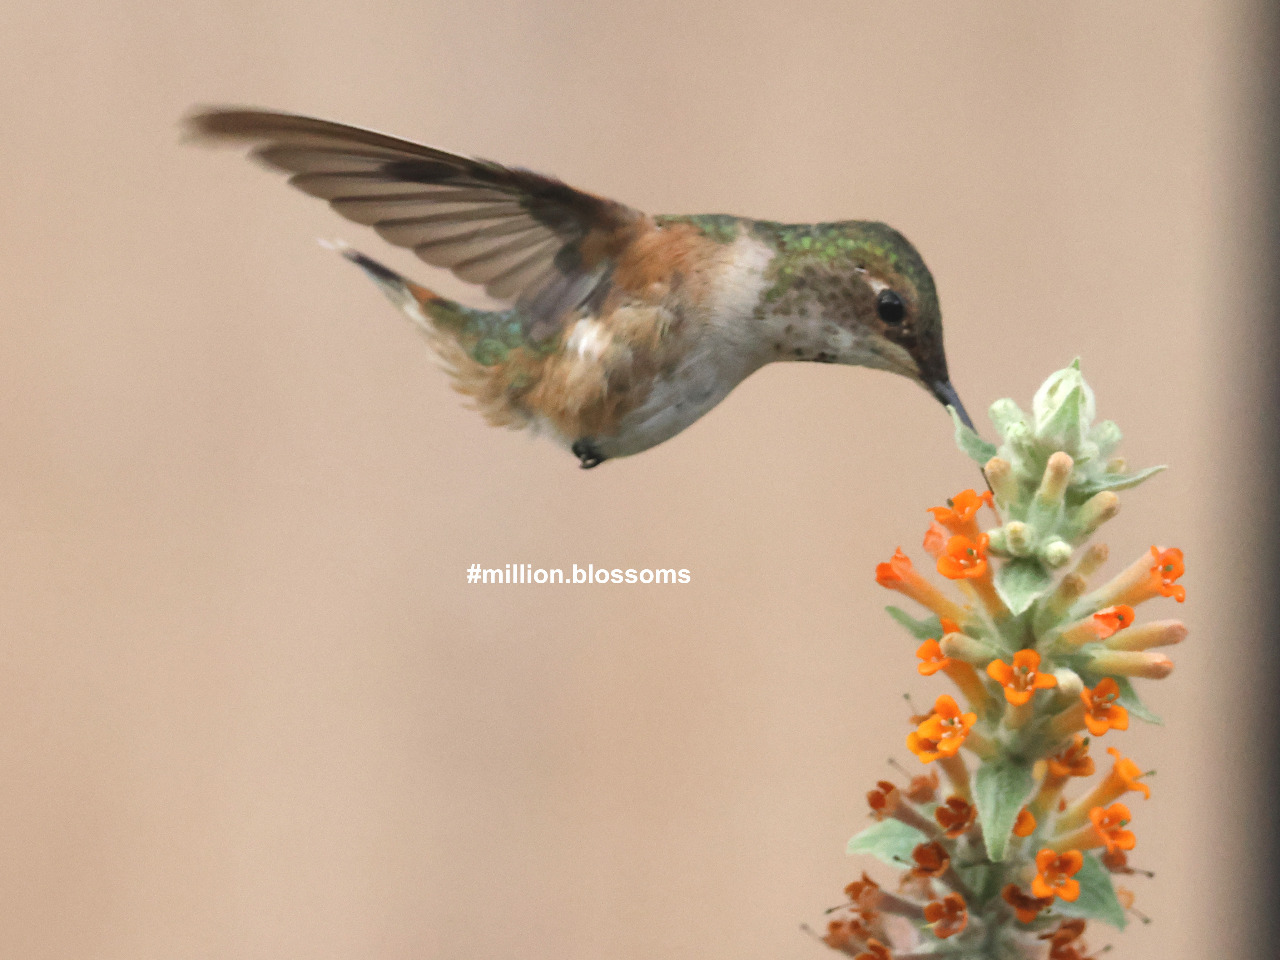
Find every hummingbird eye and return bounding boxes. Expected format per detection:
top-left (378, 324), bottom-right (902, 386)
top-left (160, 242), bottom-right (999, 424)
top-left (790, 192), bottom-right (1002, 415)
top-left (876, 289), bottom-right (906, 325)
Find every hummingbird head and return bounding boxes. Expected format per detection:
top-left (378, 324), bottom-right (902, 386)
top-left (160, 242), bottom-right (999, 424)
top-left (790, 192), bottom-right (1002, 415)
top-left (754, 220), bottom-right (972, 428)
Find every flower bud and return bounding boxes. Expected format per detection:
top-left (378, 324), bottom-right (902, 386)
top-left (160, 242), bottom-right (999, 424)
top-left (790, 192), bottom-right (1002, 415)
top-left (1032, 361), bottom-right (1096, 449)
top-left (1041, 539), bottom-right (1074, 568)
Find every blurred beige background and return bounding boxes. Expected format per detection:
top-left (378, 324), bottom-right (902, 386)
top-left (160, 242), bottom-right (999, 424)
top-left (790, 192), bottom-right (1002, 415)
top-left (0, 1), bottom-right (1271, 958)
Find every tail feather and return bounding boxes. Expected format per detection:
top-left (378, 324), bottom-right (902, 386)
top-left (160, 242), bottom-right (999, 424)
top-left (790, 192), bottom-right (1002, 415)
top-left (319, 240), bottom-right (531, 430)
top-left (320, 238), bottom-right (440, 328)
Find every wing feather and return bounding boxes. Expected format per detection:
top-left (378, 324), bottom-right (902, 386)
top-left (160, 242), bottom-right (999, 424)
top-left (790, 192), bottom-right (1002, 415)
top-left (188, 108), bottom-right (651, 336)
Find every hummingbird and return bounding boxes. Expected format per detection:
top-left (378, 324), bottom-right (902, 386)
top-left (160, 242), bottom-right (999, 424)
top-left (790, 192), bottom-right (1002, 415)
top-left (187, 108), bottom-right (972, 468)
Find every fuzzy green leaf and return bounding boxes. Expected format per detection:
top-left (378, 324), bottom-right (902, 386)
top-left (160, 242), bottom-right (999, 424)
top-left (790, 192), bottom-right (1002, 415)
top-left (846, 818), bottom-right (927, 865)
top-left (994, 558), bottom-right (1053, 615)
top-left (974, 760), bottom-right (1035, 861)
top-left (886, 606), bottom-right (943, 641)
top-left (1053, 852), bottom-right (1128, 930)
top-left (1113, 676), bottom-right (1163, 725)
top-left (1074, 464), bottom-right (1167, 496)
top-left (950, 407), bottom-right (998, 464)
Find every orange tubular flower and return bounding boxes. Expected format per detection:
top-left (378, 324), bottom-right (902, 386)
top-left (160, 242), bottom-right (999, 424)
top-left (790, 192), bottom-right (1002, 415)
top-left (844, 873), bottom-right (882, 920)
top-left (1086, 544), bottom-right (1188, 610)
top-left (1081, 677), bottom-right (1129, 736)
top-left (1013, 808), bottom-right (1037, 837)
top-left (910, 841), bottom-right (951, 878)
top-left (986, 649), bottom-right (1059, 705)
top-left (904, 770), bottom-right (940, 804)
top-left (1092, 605), bottom-right (1135, 639)
top-left (1032, 735), bottom-right (1095, 819)
top-left (1032, 849), bottom-right (1084, 902)
top-left (875, 548), bottom-right (967, 622)
top-left (1150, 546), bottom-right (1186, 602)
top-left (866, 781), bottom-right (900, 821)
top-left (1048, 736), bottom-right (1095, 779)
top-left (937, 533), bottom-right (990, 580)
top-left (907, 695), bottom-right (977, 763)
top-left (928, 489), bottom-right (993, 539)
top-left (1039, 919), bottom-right (1088, 952)
top-left (923, 893), bottom-right (969, 939)
top-left (1059, 747), bottom-right (1151, 831)
top-left (922, 521), bottom-right (948, 558)
top-left (853, 940), bottom-right (892, 960)
top-left (1089, 803), bottom-right (1137, 854)
top-left (1001, 883), bottom-right (1054, 923)
top-left (915, 638), bottom-right (951, 676)
top-left (822, 916), bottom-right (869, 951)
top-left (935, 796), bottom-right (976, 838)
top-left (916, 618), bottom-right (961, 676)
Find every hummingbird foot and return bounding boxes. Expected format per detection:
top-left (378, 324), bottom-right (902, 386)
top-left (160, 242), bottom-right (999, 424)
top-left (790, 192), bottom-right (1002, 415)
top-left (572, 439), bottom-right (607, 469)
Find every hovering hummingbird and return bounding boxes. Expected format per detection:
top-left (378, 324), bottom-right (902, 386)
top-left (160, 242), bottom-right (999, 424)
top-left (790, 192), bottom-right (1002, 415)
top-left (187, 108), bottom-right (972, 468)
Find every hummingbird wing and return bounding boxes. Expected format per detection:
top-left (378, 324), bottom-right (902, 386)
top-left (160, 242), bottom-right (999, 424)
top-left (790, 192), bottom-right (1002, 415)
top-left (186, 108), bottom-right (650, 338)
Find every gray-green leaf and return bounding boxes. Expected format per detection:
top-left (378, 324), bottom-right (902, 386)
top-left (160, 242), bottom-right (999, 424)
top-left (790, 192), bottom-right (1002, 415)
top-left (846, 818), bottom-right (927, 865)
top-left (1074, 465), bottom-right (1166, 496)
top-left (1053, 852), bottom-right (1128, 930)
top-left (995, 557), bottom-right (1053, 615)
top-left (886, 606), bottom-right (944, 641)
top-left (1112, 676), bottom-right (1163, 725)
top-left (951, 407), bottom-right (998, 464)
top-left (974, 760), bottom-right (1035, 861)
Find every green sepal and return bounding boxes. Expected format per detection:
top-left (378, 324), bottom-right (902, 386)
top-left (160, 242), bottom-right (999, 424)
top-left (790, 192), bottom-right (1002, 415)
top-left (1113, 676), bottom-right (1163, 725)
top-left (1073, 464), bottom-right (1166, 497)
top-left (994, 557), bottom-right (1053, 615)
top-left (846, 818), bottom-right (927, 865)
top-left (974, 759), bottom-right (1035, 861)
top-left (886, 606), bottom-right (943, 640)
top-left (1053, 852), bottom-right (1128, 930)
top-left (951, 407), bottom-right (998, 464)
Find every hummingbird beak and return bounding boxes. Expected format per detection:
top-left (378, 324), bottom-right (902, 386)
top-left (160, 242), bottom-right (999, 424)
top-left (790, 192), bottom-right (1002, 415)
top-left (930, 380), bottom-right (974, 430)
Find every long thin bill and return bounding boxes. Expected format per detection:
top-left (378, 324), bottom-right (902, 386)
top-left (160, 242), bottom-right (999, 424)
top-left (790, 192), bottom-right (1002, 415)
top-left (931, 380), bottom-right (974, 430)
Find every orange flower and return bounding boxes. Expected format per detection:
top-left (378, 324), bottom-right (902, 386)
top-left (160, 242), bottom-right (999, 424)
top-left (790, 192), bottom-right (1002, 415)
top-left (866, 780), bottom-right (900, 820)
top-left (1013, 808), bottom-right (1037, 837)
top-left (1081, 677), bottom-right (1129, 736)
top-left (1092, 605), bottom-right (1134, 639)
top-left (1104, 746), bottom-right (1151, 800)
top-left (1150, 546), bottom-right (1186, 602)
top-left (910, 841), bottom-right (950, 878)
top-left (907, 695), bottom-right (977, 762)
top-left (935, 796), bottom-right (976, 838)
top-left (904, 770), bottom-right (940, 805)
top-left (915, 638), bottom-right (951, 676)
top-left (928, 489), bottom-right (993, 537)
top-left (1047, 736), bottom-right (1095, 778)
top-left (822, 916), bottom-right (869, 950)
top-left (875, 548), bottom-right (967, 621)
top-left (923, 893), bottom-right (968, 939)
top-left (1032, 849), bottom-right (1084, 902)
top-left (1039, 919), bottom-right (1088, 954)
top-left (987, 649), bottom-right (1059, 705)
top-left (854, 940), bottom-right (892, 960)
top-left (875, 547), bottom-right (914, 587)
top-left (1059, 746), bottom-right (1151, 832)
top-left (1001, 883), bottom-right (1054, 923)
top-left (916, 618), bottom-right (962, 676)
top-left (937, 534), bottom-right (989, 580)
top-left (1089, 803), bottom-right (1136, 854)
top-left (923, 521), bottom-right (948, 558)
top-left (844, 873), bottom-right (882, 920)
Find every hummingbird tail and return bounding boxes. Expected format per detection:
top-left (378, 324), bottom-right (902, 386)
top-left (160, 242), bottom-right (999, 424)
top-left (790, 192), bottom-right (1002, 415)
top-left (320, 239), bottom-right (532, 431)
top-left (320, 238), bottom-right (447, 333)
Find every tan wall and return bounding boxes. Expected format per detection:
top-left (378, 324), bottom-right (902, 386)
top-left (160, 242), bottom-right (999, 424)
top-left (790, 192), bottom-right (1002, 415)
top-left (0, 2), bottom-right (1270, 957)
